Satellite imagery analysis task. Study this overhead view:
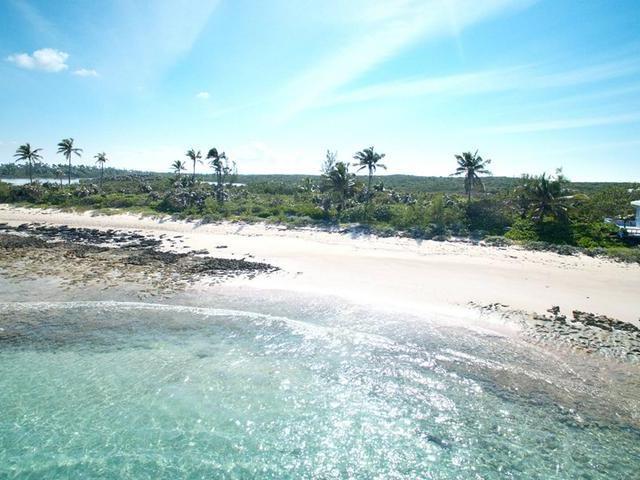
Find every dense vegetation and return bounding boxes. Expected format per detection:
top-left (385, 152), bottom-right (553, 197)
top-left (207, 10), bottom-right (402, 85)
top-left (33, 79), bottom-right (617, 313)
top-left (2, 143), bottom-right (639, 263)
top-left (0, 161), bottom-right (147, 179)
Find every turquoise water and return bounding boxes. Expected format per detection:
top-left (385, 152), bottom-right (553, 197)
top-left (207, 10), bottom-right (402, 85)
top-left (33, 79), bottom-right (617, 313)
top-left (1, 299), bottom-right (639, 479)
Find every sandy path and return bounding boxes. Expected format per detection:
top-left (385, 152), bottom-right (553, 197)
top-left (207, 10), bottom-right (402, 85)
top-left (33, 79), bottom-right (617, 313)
top-left (1, 205), bottom-right (639, 324)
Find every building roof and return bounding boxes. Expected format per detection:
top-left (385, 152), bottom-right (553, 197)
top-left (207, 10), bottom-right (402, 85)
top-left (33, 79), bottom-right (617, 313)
top-left (632, 200), bottom-right (640, 207)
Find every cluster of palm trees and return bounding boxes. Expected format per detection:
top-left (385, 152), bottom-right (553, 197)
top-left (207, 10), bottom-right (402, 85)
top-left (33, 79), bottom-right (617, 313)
top-left (321, 147), bottom-right (493, 205)
top-left (316, 146), bottom-right (389, 215)
top-left (515, 170), bottom-right (570, 224)
top-left (10, 139), bottom-right (574, 231)
top-left (12, 138), bottom-right (496, 211)
top-left (321, 150), bottom-right (354, 212)
top-left (320, 146), bottom-right (492, 212)
top-left (171, 147), bottom-right (237, 203)
top-left (13, 139), bottom-right (109, 187)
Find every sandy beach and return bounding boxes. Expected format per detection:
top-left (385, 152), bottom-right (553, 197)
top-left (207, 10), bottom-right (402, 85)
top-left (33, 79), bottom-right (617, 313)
top-left (1, 204), bottom-right (638, 326)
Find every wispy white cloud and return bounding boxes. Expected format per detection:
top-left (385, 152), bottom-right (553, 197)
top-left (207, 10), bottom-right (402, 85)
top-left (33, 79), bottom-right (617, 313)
top-left (100, 0), bottom-right (221, 88)
top-left (552, 139), bottom-right (640, 155)
top-left (196, 91), bottom-right (210, 100)
top-left (481, 112), bottom-right (640, 134)
top-left (8, 0), bottom-right (62, 44)
top-left (73, 68), bottom-right (99, 77)
top-left (318, 57), bottom-right (640, 107)
top-left (536, 83), bottom-right (640, 109)
top-left (320, 68), bottom-right (525, 107)
top-left (6, 48), bottom-right (69, 72)
top-left (525, 58), bottom-right (640, 89)
top-left (277, 0), bottom-right (535, 121)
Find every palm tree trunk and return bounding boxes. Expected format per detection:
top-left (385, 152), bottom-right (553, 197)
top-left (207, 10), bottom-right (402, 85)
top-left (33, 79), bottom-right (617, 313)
top-left (367, 169), bottom-right (373, 204)
top-left (217, 171), bottom-right (224, 203)
top-left (100, 165), bottom-right (104, 189)
top-left (29, 161), bottom-right (33, 184)
top-left (68, 157), bottom-right (71, 185)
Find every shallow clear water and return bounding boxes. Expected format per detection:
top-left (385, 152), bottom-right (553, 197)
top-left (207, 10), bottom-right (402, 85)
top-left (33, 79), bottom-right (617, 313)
top-left (1, 298), bottom-right (639, 479)
top-left (0, 178), bottom-right (82, 185)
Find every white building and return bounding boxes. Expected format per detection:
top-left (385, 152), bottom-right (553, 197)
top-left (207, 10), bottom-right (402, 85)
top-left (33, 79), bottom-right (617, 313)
top-left (605, 200), bottom-right (640, 237)
top-left (633, 200), bottom-right (640, 227)
top-left (623, 200), bottom-right (640, 237)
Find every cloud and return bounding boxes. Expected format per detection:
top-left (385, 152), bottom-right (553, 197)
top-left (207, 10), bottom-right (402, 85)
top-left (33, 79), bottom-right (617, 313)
top-left (481, 112), bottom-right (640, 134)
top-left (552, 139), bottom-right (640, 155)
top-left (73, 68), bottom-right (99, 77)
top-left (317, 57), bottom-right (640, 107)
top-left (277, 0), bottom-right (535, 121)
top-left (196, 91), bottom-right (210, 100)
top-left (7, 0), bottom-right (61, 44)
top-left (98, 0), bottom-right (221, 89)
top-left (320, 68), bottom-right (524, 107)
top-left (6, 48), bottom-right (69, 72)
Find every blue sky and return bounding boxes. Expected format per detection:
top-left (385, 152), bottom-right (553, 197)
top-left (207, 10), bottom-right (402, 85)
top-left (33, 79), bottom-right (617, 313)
top-left (1, 0), bottom-right (639, 180)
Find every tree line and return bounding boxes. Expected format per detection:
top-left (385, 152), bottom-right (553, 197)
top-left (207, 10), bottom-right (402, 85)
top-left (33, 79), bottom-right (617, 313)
top-left (11, 140), bottom-right (110, 188)
top-left (4, 139), bottom-right (638, 253)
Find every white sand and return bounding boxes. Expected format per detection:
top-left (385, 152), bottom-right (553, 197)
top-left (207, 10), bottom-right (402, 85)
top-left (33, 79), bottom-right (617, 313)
top-left (2, 205), bottom-right (639, 325)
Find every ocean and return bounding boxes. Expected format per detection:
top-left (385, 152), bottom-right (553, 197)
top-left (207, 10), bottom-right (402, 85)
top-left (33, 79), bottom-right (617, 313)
top-left (0, 282), bottom-right (638, 478)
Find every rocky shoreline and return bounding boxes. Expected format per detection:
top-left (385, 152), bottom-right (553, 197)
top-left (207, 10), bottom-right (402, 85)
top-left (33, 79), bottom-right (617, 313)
top-left (3, 222), bottom-right (640, 362)
top-left (473, 302), bottom-right (640, 362)
top-left (0, 222), bottom-right (278, 297)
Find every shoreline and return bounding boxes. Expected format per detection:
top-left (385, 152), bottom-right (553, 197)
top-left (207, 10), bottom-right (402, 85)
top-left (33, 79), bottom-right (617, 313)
top-left (2, 204), bottom-right (639, 321)
top-left (1, 204), bottom-right (640, 352)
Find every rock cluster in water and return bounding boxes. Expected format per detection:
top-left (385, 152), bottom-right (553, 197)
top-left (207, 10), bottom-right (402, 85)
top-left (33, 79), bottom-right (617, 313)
top-left (471, 302), bottom-right (640, 362)
top-left (0, 222), bottom-right (278, 297)
top-left (529, 307), bottom-right (640, 361)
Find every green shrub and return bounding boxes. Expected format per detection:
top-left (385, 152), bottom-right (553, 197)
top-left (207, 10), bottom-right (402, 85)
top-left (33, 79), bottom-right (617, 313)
top-left (201, 212), bottom-right (224, 224)
top-left (603, 246), bottom-right (640, 264)
top-left (483, 236), bottom-right (514, 247)
top-left (505, 218), bottom-right (538, 241)
top-left (536, 220), bottom-right (573, 244)
top-left (466, 199), bottom-right (510, 235)
top-left (389, 204), bottom-right (421, 230)
top-left (0, 181), bottom-right (11, 202)
top-left (572, 221), bottom-right (620, 248)
top-left (521, 241), bottom-right (580, 256)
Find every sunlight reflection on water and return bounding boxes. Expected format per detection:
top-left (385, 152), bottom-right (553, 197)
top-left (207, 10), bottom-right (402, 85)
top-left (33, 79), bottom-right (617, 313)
top-left (0, 299), bottom-right (639, 479)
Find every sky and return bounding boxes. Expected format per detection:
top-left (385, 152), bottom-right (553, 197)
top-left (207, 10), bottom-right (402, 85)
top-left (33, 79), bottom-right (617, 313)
top-left (0, 0), bottom-right (639, 181)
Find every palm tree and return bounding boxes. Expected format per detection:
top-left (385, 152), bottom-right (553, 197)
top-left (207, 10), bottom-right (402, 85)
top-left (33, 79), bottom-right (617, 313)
top-left (57, 138), bottom-right (83, 185)
top-left (207, 147), bottom-right (233, 203)
top-left (324, 161), bottom-right (355, 213)
top-left (13, 143), bottom-right (43, 184)
top-left (525, 172), bottom-right (569, 224)
top-left (94, 152), bottom-right (108, 189)
top-left (171, 160), bottom-right (187, 176)
top-left (451, 150), bottom-right (491, 202)
top-left (353, 146), bottom-right (386, 200)
top-left (54, 167), bottom-right (64, 186)
top-left (186, 149), bottom-right (202, 182)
